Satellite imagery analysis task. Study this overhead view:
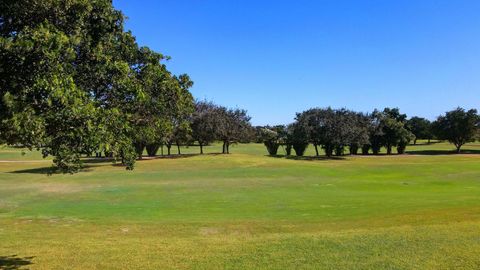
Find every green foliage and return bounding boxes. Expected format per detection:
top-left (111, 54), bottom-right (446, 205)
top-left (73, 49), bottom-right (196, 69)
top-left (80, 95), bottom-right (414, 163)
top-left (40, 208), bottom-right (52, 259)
top-left (0, 0), bottom-right (194, 172)
top-left (215, 105), bottom-right (252, 154)
top-left (433, 108), bottom-right (479, 153)
top-left (407, 117), bottom-right (432, 144)
top-left (260, 128), bottom-right (280, 155)
top-left (296, 108), bottom-right (371, 157)
top-left (191, 101), bottom-right (219, 154)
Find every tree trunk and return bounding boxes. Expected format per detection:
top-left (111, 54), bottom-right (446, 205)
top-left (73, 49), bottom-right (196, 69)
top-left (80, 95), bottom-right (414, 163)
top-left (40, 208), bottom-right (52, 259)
top-left (177, 144), bottom-right (181, 155)
top-left (414, 139), bottom-right (417, 145)
top-left (314, 144), bottom-right (319, 156)
top-left (200, 143), bottom-right (204, 154)
top-left (362, 145), bottom-right (370, 155)
top-left (285, 144), bottom-right (292, 156)
top-left (387, 144), bottom-right (392, 155)
top-left (456, 144), bottom-right (462, 153)
top-left (167, 144), bottom-right (171, 156)
top-left (335, 146), bottom-right (344, 156)
top-left (325, 145), bottom-right (333, 157)
top-left (222, 142), bottom-right (226, 154)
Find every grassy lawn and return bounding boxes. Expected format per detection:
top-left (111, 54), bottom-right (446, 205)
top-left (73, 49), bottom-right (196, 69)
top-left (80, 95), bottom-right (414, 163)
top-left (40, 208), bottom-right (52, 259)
top-left (1, 142), bottom-right (480, 269)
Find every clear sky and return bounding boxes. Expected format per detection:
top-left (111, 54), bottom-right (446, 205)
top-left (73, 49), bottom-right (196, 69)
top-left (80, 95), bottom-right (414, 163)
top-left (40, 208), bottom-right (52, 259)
top-left (114, 0), bottom-right (479, 126)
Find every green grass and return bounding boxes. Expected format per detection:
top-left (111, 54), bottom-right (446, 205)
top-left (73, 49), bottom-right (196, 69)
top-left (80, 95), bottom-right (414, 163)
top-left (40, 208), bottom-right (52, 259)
top-left (1, 141), bottom-right (480, 269)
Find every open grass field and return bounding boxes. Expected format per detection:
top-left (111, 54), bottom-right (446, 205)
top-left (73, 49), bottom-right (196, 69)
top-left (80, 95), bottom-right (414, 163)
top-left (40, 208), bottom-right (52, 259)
top-left (1, 142), bottom-right (480, 269)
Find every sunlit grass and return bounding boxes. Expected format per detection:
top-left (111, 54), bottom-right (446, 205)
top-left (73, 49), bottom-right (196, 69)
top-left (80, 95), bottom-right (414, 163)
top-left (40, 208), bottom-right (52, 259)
top-left (0, 141), bottom-right (479, 269)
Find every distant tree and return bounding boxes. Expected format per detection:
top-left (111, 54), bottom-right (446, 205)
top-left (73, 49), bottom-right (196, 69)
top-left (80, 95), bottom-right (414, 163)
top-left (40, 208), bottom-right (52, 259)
top-left (173, 122), bottom-right (192, 155)
top-left (260, 128), bottom-right (281, 155)
top-left (191, 101), bottom-right (219, 154)
top-left (295, 108), bottom-right (328, 156)
top-left (365, 110), bottom-right (385, 155)
top-left (432, 108), bottom-right (479, 153)
top-left (407, 117), bottom-right (432, 144)
top-left (370, 108), bottom-right (413, 155)
top-left (296, 108), bottom-right (362, 157)
top-left (327, 109), bottom-right (357, 156)
top-left (396, 127), bottom-right (415, 154)
top-left (216, 107), bottom-right (252, 154)
top-left (286, 123), bottom-right (309, 156)
top-left (348, 112), bottom-right (370, 155)
top-left (383, 108), bottom-right (407, 123)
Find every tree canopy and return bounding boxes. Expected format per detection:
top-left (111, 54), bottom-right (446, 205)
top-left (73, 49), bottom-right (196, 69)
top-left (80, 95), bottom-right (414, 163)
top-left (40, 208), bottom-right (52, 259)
top-left (433, 108), bottom-right (479, 153)
top-left (0, 0), bottom-right (194, 172)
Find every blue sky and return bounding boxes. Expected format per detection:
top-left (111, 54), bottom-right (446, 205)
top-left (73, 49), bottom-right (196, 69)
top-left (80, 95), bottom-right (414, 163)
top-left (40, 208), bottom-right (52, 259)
top-left (114, 0), bottom-right (480, 125)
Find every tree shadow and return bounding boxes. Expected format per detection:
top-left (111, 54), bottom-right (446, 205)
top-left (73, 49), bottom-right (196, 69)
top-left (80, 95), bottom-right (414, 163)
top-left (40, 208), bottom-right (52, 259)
top-left (407, 149), bottom-right (480, 155)
top-left (9, 164), bottom-right (96, 174)
top-left (139, 153), bottom-right (224, 160)
top-left (0, 255), bottom-right (34, 270)
top-left (268, 155), bottom-right (346, 161)
top-left (81, 158), bottom-right (115, 164)
top-left (8, 153), bottom-right (227, 174)
top-left (410, 140), bottom-right (442, 146)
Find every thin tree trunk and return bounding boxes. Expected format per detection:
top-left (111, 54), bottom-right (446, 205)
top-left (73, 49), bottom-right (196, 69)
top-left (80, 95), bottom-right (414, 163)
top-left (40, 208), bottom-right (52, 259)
top-left (167, 144), bottom-right (171, 156)
top-left (177, 144), bottom-right (181, 155)
top-left (200, 143), bottom-right (204, 154)
top-left (387, 145), bottom-right (392, 155)
top-left (456, 144), bottom-right (462, 153)
top-left (314, 144), bottom-right (319, 156)
top-left (226, 142), bottom-right (230, 154)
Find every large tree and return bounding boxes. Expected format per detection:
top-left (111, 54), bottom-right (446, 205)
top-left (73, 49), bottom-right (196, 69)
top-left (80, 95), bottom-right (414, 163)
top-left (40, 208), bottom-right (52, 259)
top-left (432, 108), bottom-right (479, 153)
top-left (0, 0), bottom-right (193, 172)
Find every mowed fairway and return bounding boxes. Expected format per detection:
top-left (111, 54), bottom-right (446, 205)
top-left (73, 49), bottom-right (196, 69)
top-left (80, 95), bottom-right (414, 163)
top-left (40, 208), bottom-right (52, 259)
top-left (1, 142), bottom-right (480, 269)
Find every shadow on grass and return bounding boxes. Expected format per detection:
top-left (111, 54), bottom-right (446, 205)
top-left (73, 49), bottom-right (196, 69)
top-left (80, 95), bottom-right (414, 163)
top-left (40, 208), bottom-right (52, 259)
top-left (409, 140), bottom-right (442, 146)
top-left (140, 153), bottom-right (224, 160)
top-left (0, 255), bottom-right (34, 270)
top-left (407, 149), bottom-right (480, 155)
top-left (9, 164), bottom-right (97, 174)
top-left (8, 153), bottom-right (226, 174)
top-left (268, 155), bottom-right (346, 161)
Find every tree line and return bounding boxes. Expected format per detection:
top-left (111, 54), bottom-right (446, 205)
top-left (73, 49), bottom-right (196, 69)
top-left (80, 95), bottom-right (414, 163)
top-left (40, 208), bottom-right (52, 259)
top-left (138, 101), bottom-right (253, 157)
top-left (258, 107), bottom-right (479, 157)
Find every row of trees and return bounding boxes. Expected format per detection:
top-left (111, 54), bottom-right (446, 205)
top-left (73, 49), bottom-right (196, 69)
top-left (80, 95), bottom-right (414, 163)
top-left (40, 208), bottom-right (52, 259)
top-left (137, 101), bottom-right (253, 157)
top-left (259, 107), bottom-right (479, 157)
